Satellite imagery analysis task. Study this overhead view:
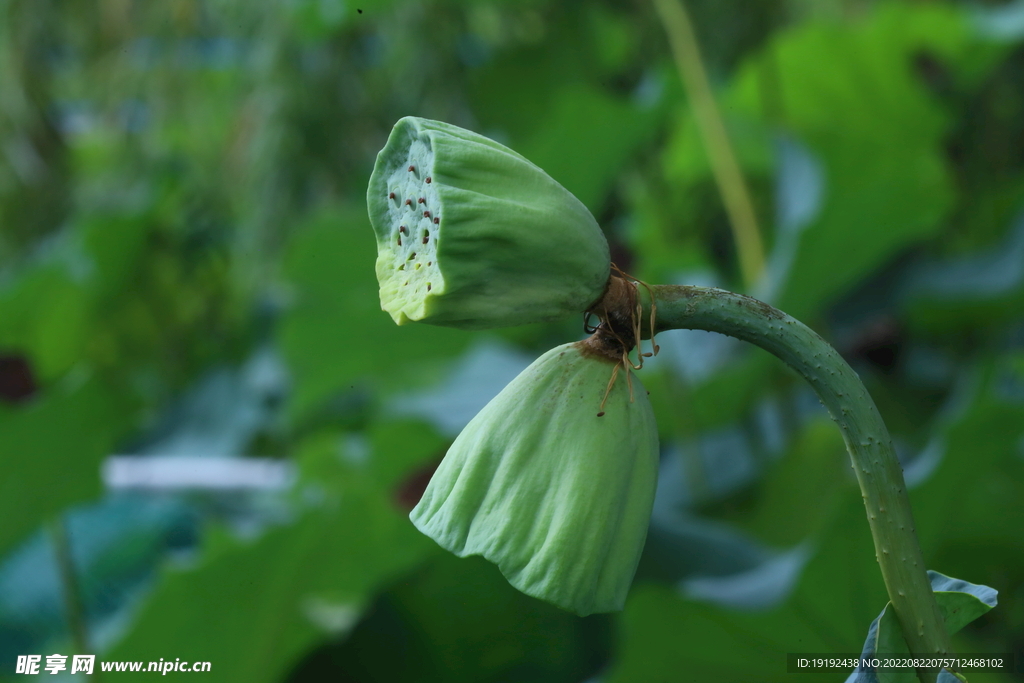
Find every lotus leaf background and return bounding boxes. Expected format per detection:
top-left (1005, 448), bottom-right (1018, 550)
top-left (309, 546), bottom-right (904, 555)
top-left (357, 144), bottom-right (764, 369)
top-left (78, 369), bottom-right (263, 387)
top-left (1, 0), bottom-right (1023, 681)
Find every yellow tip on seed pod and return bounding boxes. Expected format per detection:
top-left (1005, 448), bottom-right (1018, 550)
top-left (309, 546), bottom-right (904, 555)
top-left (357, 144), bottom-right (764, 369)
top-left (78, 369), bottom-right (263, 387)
top-left (410, 341), bottom-right (659, 616)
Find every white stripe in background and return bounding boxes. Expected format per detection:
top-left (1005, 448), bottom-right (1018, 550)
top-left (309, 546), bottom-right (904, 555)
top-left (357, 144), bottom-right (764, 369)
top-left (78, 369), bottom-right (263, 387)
top-left (102, 456), bottom-right (295, 491)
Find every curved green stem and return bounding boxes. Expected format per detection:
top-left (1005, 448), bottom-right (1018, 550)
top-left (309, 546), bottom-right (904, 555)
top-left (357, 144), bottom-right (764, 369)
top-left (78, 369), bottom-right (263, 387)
top-left (647, 285), bottom-right (950, 680)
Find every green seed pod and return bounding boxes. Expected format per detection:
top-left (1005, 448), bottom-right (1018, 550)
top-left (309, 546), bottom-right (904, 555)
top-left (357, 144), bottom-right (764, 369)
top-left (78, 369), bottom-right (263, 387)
top-left (410, 341), bottom-right (659, 616)
top-left (367, 117), bottom-right (611, 330)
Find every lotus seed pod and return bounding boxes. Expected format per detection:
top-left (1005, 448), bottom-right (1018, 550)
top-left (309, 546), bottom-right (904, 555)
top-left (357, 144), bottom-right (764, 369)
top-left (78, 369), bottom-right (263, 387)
top-left (367, 117), bottom-right (611, 330)
top-left (410, 341), bottom-right (659, 616)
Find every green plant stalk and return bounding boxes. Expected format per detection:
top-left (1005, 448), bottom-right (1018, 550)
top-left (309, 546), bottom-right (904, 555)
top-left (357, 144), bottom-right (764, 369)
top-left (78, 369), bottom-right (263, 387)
top-left (50, 517), bottom-right (91, 656)
top-left (652, 0), bottom-right (766, 288)
top-left (646, 285), bottom-right (950, 681)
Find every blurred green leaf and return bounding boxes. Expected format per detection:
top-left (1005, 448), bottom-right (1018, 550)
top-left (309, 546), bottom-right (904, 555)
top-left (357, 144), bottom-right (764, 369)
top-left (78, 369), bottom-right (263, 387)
top-left (469, 8), bottom-right (663, 215)
top-left (107, 431), bottom-right (431, 683)
top-left (278, 205), bottom-right (471, 419)
top-left (367, 418), bottom-right (446, 490)
top-left (608, 582), bottom-right (839, 683)
top-left (608, 490), bottom-right (886, 683)
top-left (0, 266), bottom-right (91, 381)
top-left (664, 3), bottom-right (1006, 317)
top-left (291, 551), bottom-right (611, 683)
top-left (0, 212), bottom-right (151, 382)
top-left (0, 375), bottom-right (131, 558)
top-left (905, 212), bottom-right (1024, 334)
top-left (737, 418), bottom-right (848, 547)
top-left (747, 4), bottom-right (973, 317)
top-left (78, 213), bottom-right (152, 304)
top-left (517, 83), bottom-right (660, 213)
top-left (687, 352), bottom-right (774, 431)
top-left (910, 360), bottom-right (1024, 554)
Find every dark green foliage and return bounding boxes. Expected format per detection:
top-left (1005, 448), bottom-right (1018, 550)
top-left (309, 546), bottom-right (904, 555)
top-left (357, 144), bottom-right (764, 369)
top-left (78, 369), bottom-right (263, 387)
top-left (1, 1), bottom-right (1023, 681)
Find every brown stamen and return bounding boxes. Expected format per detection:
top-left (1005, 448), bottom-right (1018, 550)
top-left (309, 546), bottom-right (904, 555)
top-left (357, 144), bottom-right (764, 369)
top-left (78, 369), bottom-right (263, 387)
top-left (576, 266), bottom-right (661, 413)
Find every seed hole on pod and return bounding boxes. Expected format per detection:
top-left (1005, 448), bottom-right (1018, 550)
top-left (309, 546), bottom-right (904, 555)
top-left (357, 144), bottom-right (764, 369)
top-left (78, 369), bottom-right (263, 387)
top-left (398, 264), bottom-right (405, 271)
top-left (597, 412), bottom-right (605, 417)
top-left (433, 217), bottom-right (439, 224)
top-left (422, 236), bottom-right (428, 244)
top-left (408, 252), bottom-right (416, 260)
top-left (423, 211), bottom-right (431, 218)
top-left (408, 165), bottom-right (415, 172)
top-left (418, 197), bottom-right (425, 204)
top-left (404, 281), bottom-right (409, 286)
top-left (397, 237), bottom-right (402, 246)
top-left (399, 225), bottom-right (407, 234)
top-left (425, 177), bottom-right (432, 183)
top-left (427, 261), bottom-right (432, 266)
top-left (388, 192), bottom-right (395, 199)
top-left (415, 263), bottom-right (421, 270)
top-left (405, 199), bottom-right (412, 206)
top-left (427, 283), bottom-right (432, 291)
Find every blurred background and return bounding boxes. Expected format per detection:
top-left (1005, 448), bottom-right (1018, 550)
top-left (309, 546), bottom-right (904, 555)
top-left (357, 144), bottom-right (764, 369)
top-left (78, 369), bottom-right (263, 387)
top-left (1, 0), bottom-right (1023, 680)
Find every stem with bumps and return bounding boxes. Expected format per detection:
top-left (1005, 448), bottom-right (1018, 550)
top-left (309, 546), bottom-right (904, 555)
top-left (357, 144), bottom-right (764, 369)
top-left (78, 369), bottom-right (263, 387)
top-left (628, 283), bottom-right (949, 681)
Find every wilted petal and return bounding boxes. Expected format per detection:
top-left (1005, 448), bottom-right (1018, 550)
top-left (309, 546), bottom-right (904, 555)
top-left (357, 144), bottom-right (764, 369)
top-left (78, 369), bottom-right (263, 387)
top-left (410, 342), bottom-right (659, 616)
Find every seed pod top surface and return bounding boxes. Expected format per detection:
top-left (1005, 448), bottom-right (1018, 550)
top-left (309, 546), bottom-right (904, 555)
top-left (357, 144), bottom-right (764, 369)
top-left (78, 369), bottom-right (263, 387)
top-left (367, 117), bottom-right (611, 330)
top-left (410, 341), bottom-right (659, 616)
